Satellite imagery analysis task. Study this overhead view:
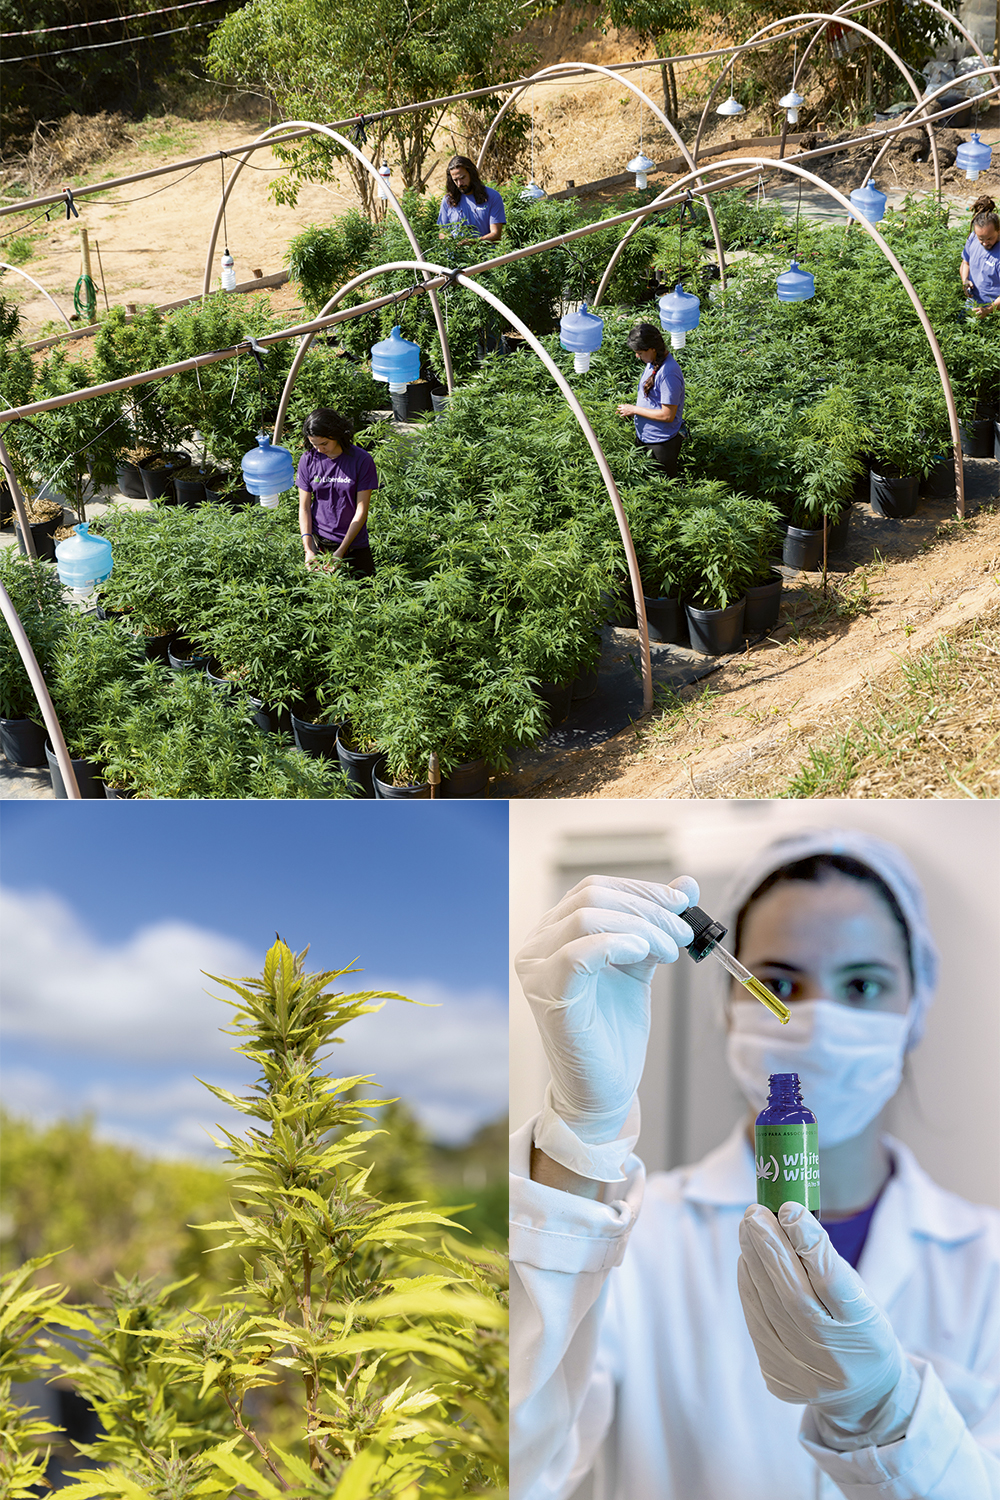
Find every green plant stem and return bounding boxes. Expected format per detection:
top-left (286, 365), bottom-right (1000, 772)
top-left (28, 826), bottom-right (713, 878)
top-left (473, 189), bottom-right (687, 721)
top-left (222, 1389), bottom-right (289, 1490)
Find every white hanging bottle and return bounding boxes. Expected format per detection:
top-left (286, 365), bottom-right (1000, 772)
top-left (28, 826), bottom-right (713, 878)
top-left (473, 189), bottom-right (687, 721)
top-left (221, 249), bottom-right (236, 292)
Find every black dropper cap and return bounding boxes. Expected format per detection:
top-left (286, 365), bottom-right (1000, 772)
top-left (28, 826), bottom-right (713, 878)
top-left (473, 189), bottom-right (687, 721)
top-left (683, 904), bottom-right (728, 962)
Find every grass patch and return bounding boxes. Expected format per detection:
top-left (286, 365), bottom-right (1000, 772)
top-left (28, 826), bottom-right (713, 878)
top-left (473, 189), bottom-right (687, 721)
top-left (740, 605), bottom-right (1000, 798)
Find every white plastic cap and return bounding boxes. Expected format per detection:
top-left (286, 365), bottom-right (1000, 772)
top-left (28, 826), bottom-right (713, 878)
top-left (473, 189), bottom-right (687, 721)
top-left (634, 170), bottom-right (648, 190)
top-left (670, 329), bottom-right (686, 348)
top-left (574, 351), bottom-right (592, 373)
top-left (388, 381), bottom-right (407, 394)
top-left (259, 494), bottom-right (280, 508)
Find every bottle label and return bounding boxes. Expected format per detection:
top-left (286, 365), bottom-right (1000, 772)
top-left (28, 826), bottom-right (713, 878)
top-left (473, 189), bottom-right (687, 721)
top-left (754, 1123), bottom-right (820, 1213)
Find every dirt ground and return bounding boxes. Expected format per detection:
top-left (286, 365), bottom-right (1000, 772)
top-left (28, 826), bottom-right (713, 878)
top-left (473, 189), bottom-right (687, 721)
top-left (3, 18), bottom-right (1000, 801)
top-left (501, 483), bottom-right (1000, 799)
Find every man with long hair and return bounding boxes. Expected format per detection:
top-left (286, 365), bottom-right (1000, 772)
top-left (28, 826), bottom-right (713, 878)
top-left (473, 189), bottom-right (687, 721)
top-left (437, 155), bottom-right (506, 243)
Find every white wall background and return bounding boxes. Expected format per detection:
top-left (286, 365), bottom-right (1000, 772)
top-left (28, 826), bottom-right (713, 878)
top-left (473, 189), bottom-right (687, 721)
top-left (510, 801), bottom-right (1000, 1209)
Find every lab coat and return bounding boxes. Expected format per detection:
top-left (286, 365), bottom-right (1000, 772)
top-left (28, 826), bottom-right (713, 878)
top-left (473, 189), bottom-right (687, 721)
top-left (511, 1117), bottom-right (1000, 1500)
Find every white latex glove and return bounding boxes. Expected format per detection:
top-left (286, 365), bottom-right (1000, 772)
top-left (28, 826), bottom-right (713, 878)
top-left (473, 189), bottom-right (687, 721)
top-left (738, 1202), bottom-right (920, 1450)
top-left (515, 874), bottom-right (697, 1180)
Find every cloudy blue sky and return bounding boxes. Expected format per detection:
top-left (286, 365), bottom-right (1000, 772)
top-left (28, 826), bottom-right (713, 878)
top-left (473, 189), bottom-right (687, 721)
top-left (0, 803), bottom-right (508, 1157)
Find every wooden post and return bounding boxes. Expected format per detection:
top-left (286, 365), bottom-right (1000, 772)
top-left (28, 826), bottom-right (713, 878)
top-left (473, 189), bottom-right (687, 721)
top-left (93, 238), bottom-right (110, 312)
top-left (428, 751), bottom-right (440, 799)
top-left (80, 225), bottom-right (93, 282)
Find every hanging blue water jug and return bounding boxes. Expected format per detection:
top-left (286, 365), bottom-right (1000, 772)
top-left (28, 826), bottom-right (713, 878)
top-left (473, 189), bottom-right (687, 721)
top-left (241, 433), bottom-right (296, 507)
top-left (371, 325), bottom-right (421, 393)
top-left (55, 522), bottom-right (113, 593)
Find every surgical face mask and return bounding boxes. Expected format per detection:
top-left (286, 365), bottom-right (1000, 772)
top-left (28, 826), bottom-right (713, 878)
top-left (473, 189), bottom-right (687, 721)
top-left (726, 999), bottom-right (910, 1148)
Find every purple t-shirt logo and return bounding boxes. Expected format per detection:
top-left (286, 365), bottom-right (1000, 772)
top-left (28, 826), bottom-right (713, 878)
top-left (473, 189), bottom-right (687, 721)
top-left (295, 445), bottom-right (379, 547)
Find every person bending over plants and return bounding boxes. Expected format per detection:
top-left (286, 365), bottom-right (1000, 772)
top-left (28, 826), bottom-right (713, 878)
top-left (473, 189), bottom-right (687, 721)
top-left (437, 155), bottom-right (506, 243)
top-left (297, 407), bottom-right (378, 576)
top-left (616, 322), bottom-right (686, 477)
top-left (960, 196), bottom-right (1000, 317)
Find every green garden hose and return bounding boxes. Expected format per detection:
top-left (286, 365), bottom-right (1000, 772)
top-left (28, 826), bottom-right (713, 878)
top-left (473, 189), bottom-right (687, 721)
top-left (73, 273), bottom-right (97, 324)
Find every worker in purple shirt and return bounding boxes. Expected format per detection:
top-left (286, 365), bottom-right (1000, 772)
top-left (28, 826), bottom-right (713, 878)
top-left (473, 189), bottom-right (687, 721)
top-left (296, 408), bottom-right (378, 577)
top-left (437, 155), bottom-right (506, 243)
top-left (960, 196), bottom-right (1000, 316)
top-left (616, 321), bottom-right (686, 477)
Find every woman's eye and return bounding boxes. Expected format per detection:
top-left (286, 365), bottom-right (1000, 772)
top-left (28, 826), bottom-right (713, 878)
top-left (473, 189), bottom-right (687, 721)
top-left (765, 977), bottom-right (794, 1000)
top-left (843, 977), bottom-right (884, 1002)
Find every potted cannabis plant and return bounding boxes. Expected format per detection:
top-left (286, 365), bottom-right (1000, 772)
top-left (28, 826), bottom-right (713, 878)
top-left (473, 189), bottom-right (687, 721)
top-left (44, 614), bottom-right (150, 796)
top-left (0, 551), bottom-right (67, 765)
top-left (675, 502), bottom-right (755, 655)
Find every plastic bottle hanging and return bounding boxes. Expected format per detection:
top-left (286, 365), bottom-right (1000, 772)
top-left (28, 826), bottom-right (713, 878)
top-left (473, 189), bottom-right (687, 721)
top-left (521, 90), bottom-right (545, 201)
top-left (221, 248), bottom-right (236, 292)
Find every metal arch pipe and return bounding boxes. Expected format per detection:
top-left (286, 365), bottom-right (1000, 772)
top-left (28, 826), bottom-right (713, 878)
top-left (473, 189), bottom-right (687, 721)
top-left (590, 85), bottom-right (995, 304)
top-left (0, 581), bottom-right (81, 799)
top-left (692, 13), bottom-right (941, 200)
top-left (201, 120), bottom-right (455, 395)
top-left (865, 64), bottom-right (1000, 184)
top-left (278, 255), bottom-right (656, 714)
top-left (610, 154), bottom-right (967, 517)
top-left (0, 263), bottom-right (73, 330)
top-left (475, 61), bottom-right (729, 291)
top-left (776, 0), bottom-right (990, 190)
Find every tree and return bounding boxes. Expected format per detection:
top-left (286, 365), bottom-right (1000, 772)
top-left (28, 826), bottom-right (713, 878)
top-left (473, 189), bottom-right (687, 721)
top-left (205, 0), bottom-right (534, 213)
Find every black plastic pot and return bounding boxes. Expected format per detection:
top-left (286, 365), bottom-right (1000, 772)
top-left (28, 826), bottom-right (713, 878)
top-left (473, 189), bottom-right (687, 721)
top-left (173, 477), bottom-right (207, 508)
top-left (206, 660), bottom-right (236, 693)
top-left (922, 452), bottom-right (956, 499)
top-left (143, 629), bottom-right (176, 662)
top-left (390, 382), bottom-right (434, 420)
top-left (431, 391), bottom-right (451, 418)
top-left (440, 756), bottom-right (491, 798)
top-left (219, 487), bottom-right (255, 510)
top-left (336, 728), bottom-right (382, 798)
top-left (571, 662), bottom-right (600, 701)
top-left (16, 516), bottom-right (61, 561)
top-left (827, 508), bottom-right (851, 554)
top-left (685, 597), bottom-right (746, 656)
top-left (643, 594), bottom-right (687, 645)
top-left (0, 480), bottom-right (13, 526)
top-left (167, 638), bottom-right (210, 671)
top-left (996, 422), bottom-right (1000, 463)
top-left (0, 716), bottom-right (48, 767)
top-left (116, 456), bottom-right (160, 499)
top-left (870, 468), bottom-right (919, 519)
top-left (291, 712), bottom-right (343, 759)
top-left (782, 525), bottom-right (825, 571)
top-left (743, 574), bottom-right (783, 635)
top-left (535, 678), bottom-right (573, 728)
top-left (604, 585), bottom-right (638, 628)
top-left (373, 756), bottom-right (432, 799)
top-left (139, 451), bottom-right (188, 501)
top-left (851, 455), bottom-right (873, 505)
top-left (104, 783), bottom-right (136, 799)
top-left (961, 418), bottom-right (995, 459)
top-left (247, 693), bottom-right (293, 735)
top-left (44, 740), bottom-right (104, 799)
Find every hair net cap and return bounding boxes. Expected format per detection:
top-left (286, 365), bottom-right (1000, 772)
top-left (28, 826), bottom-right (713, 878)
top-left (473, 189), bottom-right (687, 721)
top-left (722, 828), bottom-right (938, 1049)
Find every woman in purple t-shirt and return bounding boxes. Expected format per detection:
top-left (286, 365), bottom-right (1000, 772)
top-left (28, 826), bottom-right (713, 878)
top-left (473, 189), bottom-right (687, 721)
top-left (296, 408), bottom-right (379, 577)
top-left (616, 321), bottom-right (686, 477)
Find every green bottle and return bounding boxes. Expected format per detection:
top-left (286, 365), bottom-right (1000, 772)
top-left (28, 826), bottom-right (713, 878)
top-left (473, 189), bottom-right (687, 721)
top-left (755, 1072), bottom-right (820, 1214)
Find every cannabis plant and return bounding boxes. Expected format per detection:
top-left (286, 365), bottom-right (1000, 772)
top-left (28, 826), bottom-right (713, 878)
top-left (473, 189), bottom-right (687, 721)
top-left (2, 940), bottom-right (507, 1499)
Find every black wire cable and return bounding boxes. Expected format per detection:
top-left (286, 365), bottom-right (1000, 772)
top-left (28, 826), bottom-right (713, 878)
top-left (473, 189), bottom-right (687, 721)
top-left (3, 0), bottom-right (236, 38)
top-left (4, 16), bottom-right (220, 63)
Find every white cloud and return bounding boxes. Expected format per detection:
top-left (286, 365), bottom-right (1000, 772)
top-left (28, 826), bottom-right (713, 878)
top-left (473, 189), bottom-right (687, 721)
top-left (0, 888), bottom-right (507, 1147)
top-left (0, 886), bottom-right (256, 1064)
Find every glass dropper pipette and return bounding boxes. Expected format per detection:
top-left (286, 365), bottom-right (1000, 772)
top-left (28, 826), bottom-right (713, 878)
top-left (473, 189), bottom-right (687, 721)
top-left (680, 903), bottom-right (791, 1024)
